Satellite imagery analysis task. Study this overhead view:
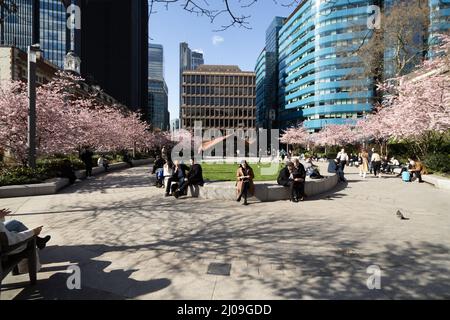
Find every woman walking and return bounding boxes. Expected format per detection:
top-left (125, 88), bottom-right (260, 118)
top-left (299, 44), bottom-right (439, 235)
top-left (359, 149), bottom-right (369, 179)
top-left (236, 160), bottom-right (255, 206)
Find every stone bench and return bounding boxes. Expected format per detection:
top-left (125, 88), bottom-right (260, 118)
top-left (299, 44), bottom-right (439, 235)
top-left (0, 178), bottom-right (69, 198)
top-left (0, 159), bottom-right (153, 198)
top-left (392, 168), bottom-right (450, 191)
top-left (196, 174), bottom-right (338, 202)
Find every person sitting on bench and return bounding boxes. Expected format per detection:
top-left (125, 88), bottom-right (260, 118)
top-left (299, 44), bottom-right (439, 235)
top-left (1, 208), bottom-right (51, 254)
top-left (177, 158), bottom-right (204, 197)
top-left (165, 161), bottom-right (188, 197)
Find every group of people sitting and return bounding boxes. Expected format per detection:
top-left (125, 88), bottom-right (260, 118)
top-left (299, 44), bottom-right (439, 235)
top-left (152, 156), bottom-right (205, 199)
top-left (277, 159), bottom-right (307, 203)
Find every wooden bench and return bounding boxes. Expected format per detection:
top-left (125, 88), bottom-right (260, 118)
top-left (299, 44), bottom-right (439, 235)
top-left (0, 233), bottom-right (37, 296)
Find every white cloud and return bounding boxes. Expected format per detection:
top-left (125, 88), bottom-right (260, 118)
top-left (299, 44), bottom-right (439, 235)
top-left (212, 35), bottom-right (225, 46)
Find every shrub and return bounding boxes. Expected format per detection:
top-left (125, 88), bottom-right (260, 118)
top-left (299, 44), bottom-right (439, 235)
top-left (0, 166), bottom-right (49, 186)
top-left (424, 153), bottom-right (450, 174)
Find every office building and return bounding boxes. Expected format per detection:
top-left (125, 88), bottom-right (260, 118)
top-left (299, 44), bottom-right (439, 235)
top-left (255, 16), bottom-right (285, 130)
top-left (278, 0), bottom-right (375, 131)
top-left (179, 42), bottom-right (205, 123)
top-left (0, 0), bottom-right (66, 68)
top-left (181, 65), bottom-right (256, 132)
top-left (76, 0), bottom-right (148, 113)
top-left (148, 43), bottom-right (169, 130)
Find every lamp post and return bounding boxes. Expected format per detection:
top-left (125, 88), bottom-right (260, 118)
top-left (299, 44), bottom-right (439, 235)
top-left (27, 44), bottom-right (41, 169)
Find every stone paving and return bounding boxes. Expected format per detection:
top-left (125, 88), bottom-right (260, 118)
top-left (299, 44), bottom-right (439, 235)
top-left (1, 165), bottom-right (449, 300)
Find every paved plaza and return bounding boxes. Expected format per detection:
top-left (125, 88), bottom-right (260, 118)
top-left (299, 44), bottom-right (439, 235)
top-left (1, 165), bottom-right (449, 300)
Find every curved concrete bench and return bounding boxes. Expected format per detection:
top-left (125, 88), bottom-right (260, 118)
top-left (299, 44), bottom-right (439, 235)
top-left (0, 178), bottom-right (69, 198)
top-left (196, 174), bottom-right (338, 202)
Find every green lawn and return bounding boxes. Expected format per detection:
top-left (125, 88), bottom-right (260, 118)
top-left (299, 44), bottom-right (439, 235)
top-left (202, 162), bottom-right (283, 182)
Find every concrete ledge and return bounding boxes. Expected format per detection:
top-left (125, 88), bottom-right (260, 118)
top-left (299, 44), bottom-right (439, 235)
top-left (393, 168), bottom-right (450, 191)
top-left (197, 174), bottom-right (338, 202)
top-left (0, 159), bottom-right (153, 198)
top-left (0, 178), bottom-right (69, 198)
top-left (422, 175), bottom-right (450, 191)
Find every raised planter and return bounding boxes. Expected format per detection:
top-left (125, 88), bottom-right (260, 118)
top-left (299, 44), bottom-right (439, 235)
top-left (0, 159), bottom-right (153, 198)
top-left (197, 174), bottom-right (338, 202)
top-left (0, 178), bottom-right (69, 198)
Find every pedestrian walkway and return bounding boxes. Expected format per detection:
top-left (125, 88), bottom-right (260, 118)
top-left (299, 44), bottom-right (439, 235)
top-left (1, 165), bottom-right (449, 299)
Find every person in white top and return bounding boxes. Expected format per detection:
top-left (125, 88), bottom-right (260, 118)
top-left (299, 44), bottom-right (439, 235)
top-left (336, 149), bottom-right (349, 172)
top-left (1, 208), bottom-right (51, 255)
top-left (371, 150), bottom-right (382, 177)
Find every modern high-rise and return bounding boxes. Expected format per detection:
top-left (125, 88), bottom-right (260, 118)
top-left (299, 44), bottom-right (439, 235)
top-left (430, 0), bottom-right (450, 36)
top-left (76, 0), bottom-right (149, 113)
top-left (181, 65), bottom-right (256, 132)
top-left (179, 42), bottom-right (205, 124)
top-left (0, 0), bottom-right (149, 113)
top-left (149, 43), bottom-right (164, 81)
top-left (0, 0), bottom-right (65, 67)
top-left (255, 16), bottom-right (285, 130)
top-left (278, 0), bottom-right (375, 131)
top-left (148, 43), bottom-right (169, 130)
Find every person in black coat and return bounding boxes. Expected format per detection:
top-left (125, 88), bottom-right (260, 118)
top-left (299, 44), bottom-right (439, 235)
top-left (186, 158), bottom-right (204, 187)
top-left (292, 159), bottom-right (307, 202)
top-left (277, 162), bottom-right (292, 187)
top-left (80, 147), bottom-right (94, 178)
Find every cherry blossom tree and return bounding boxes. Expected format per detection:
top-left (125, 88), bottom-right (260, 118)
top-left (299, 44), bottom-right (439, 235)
top-left (0, 72), bottom-right (156, 165)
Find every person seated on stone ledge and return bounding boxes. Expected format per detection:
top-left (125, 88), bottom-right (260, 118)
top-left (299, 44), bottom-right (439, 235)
top-left (292, 159), bottom-right (307, 202)
top-left (277, 161), bottom-right (292, 187)
top-left (185, 158), bottom-right (205, 195)
top-left (1, 208), bottom-right (51, 254)
top-left (236, 160), bottom-right (255, 206)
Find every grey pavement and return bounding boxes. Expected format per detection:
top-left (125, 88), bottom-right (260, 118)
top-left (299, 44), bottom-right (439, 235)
top-left (1, 165), bottom-right (449, 300)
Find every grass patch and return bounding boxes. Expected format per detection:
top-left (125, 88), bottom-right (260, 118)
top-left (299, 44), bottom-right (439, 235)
top-left (202, 162), bottom-right (283, 181)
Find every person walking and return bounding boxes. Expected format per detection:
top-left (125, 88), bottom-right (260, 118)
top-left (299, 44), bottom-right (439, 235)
top-left (97, 155), bottom-right (109, 172)
top-left (336, 148), bottom-right (349, 172)
top-left (368, 148), bottom-right (374, 174)
top-left (371, 149), bottom-right (382, 178)
top-left (358, 149), bottom-right (369, 179)
top-left (80, 147), bottom-right (94, 179)
top-left (236, 160), bottom-right (255, 206)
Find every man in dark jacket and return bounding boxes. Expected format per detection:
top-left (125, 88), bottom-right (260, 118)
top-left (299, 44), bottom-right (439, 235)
top-left (293, 159), bottom-right (307, 201)
top-left (80, 147), bottom-right (94, 178)
top-left (187, 158), bottom-right (204, 187)
top-left (277, 162), bottom-right (292, 187)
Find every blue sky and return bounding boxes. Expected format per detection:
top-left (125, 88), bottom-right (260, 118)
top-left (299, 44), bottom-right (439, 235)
top-left (148, 1), bottom-right (295, 121)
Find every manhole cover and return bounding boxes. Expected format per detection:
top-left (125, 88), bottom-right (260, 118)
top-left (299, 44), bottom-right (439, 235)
top-left (207, 263), bottom-right (231, 276)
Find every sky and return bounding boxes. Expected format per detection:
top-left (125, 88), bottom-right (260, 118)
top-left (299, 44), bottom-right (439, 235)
top-left (148, 1), bottom-right (296, 121)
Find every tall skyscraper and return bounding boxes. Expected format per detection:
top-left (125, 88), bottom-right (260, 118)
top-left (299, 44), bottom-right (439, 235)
top-left (149, 43), bottom-right (164, 81)
top-left (430, 0), bottom-right (450, 35)
top-left (255, 16), bottom-right (285, 130)
top-left (77, 0), bottom-right (148, 113)
top-left (0, 0), bottom-right (66, 68)
top-left (148, 43), bottom-right (169, 131)
top-left (179, 42), bottom-right (204, 126)
top-left (277, 0), bottom-right (375, 131)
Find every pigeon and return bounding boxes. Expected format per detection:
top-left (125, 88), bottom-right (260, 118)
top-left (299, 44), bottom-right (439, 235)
top-left (396, 210), bottom-right (410, 220)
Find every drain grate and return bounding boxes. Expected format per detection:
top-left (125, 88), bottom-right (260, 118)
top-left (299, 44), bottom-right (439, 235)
top-left (207, 263), bottom-right (232, 276)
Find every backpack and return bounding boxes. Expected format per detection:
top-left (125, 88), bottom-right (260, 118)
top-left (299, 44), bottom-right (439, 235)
top-left (402, 171), bottom-right (411, 182)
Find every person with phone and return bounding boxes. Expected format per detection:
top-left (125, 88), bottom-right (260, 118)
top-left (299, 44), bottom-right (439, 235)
top-left (236, 160), bottom-right (255, 206)
top-left (0, 208), bottom-right (51, 255)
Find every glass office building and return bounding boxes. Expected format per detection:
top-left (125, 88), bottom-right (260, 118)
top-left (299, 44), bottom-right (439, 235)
top-left (0, 0), bottom-right (66, 68)
top-left (278, 0), bottom-right (375, 131)
top-left (149, 43), bottom-right (164, 80)
top-left (430, 0), bottom-right (450, 35)
top-left (40, 0), bottom-right (67, 68)
top-left (255, 17), bottom-right (285, 130)
top-left (148, 43), bottom-right (169, 130)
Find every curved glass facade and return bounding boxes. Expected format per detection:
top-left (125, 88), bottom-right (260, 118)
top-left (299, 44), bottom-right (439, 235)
top-left (278, 0), bottom-right (375, 131)
top-left (430, 0), bottom-right (450, 35)
top-left (255, 49), bottom-right (266, 128)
